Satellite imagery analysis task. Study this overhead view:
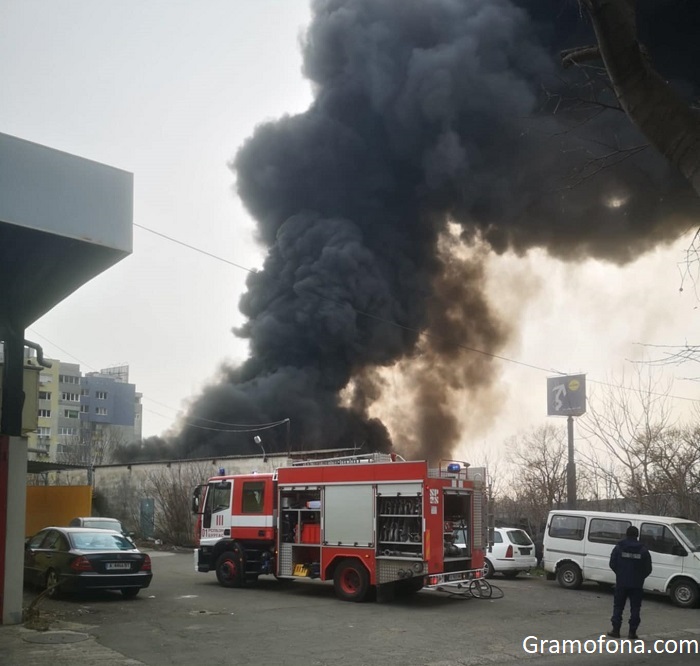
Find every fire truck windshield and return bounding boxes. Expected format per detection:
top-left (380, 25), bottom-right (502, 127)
top-left (208, 482), bottom-right (231, 514)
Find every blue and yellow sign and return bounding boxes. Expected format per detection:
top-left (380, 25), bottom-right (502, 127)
top-left (547, 374), bottom-right (586, 417)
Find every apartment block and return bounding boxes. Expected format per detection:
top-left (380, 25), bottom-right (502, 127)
top-left (21, 355), bottom-right (142, 463)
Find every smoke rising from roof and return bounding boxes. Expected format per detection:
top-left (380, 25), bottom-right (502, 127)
top-left (118, 0), bottom-right (699, 463)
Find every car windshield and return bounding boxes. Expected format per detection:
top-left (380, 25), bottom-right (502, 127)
top-left (507, 530), bottom-right (533, 546)
top-left (674, 522), bottom-right (700, 551)
top-left (71, 531), bottom-right (134, 551)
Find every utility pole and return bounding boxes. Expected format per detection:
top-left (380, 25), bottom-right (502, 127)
top-left (547, 374), bottom-right (586, 511)
top-left (567, 415), bottom-right (576, 509)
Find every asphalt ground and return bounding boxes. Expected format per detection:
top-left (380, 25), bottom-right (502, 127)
top-left (1, 549), bottom-right (698, 666)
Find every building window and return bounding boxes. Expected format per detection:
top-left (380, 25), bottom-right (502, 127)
top-left (38, 409), bottom-right (51, 418)
top-left (40, 373), bottom-right (52, 384)
top-left (59, 375), bottom-right (79, 384)
top-left (63, 409), bottom-right (79, 419)
top-left (38, 391), bottom-right (52, 400)
top-left (58, 427), bottom-right (75, 435)
top-left (81, 389), bottom-right (89, 396)
top-left (80, 405), bottom-right (89, 413)
top-left (95, 407), bottom-right (108, 416)
top-left (38, 427), bottom-right (51, 437)
top-left (96, 391), bottom-right (108, 400)
top-left (61, 392), bottom-right (80, 402)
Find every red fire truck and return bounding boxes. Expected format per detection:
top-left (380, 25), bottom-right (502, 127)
top-left (192, 453), bottom-right (487, 602)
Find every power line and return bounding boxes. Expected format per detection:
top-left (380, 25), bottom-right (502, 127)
top-left (25, 328), bottom-right (291, 433)
top-left (133, 223), bottom-right (557, 373)
top-left (133, 222), bottom-right (700, 405)
top-left (134, 223), bottom-right (257, 274)
top-left (27, 224), bottom-right (700, 438)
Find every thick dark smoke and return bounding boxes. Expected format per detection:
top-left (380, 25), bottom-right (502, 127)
top-left (117, 0), bottom-right (700, 463)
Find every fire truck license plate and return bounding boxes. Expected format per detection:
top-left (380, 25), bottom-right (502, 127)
top-left (445, 571), bottom-right (471, 582)
top-left (106, 562), bottom-right (131, 571)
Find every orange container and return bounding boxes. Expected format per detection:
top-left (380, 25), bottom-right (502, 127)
top-left (301, 523), bottom-right (321, 543)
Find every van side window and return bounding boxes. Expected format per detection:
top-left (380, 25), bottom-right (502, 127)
top-left (493, 531), bottom-right (503, 544)
top-left (242, 481), bottom-right (265, 514)
top-left (549, 515), bottom-right (586, 540)
top-left (640, 523), bottom-right (681, 555)
top-left (588, 518), bottom-right (630, 544)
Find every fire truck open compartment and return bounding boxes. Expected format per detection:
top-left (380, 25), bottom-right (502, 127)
top-left (376, 487), bottom-right (423, 559)
top-left (443, 489), bottom-right (472, 573)
top-left (278, 486), bottom-right (322, 577)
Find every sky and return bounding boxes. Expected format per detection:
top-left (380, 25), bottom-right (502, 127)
top-left (2, 1), bottom-right (700, 464)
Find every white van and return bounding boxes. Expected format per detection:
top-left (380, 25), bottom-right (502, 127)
top-left (543, 510), bottom-right (700, 608)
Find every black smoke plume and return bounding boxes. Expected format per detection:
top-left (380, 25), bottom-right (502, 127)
top-left (117, 0), bottom-right (700, 464)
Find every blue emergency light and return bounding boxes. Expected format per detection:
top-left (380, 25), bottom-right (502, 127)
top-left (447, 463), bottom-right (461, 473)
top-left (218, 468), bottom-right (226, 476)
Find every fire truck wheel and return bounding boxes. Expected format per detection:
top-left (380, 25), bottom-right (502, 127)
top-left (215, 550), bottom-right (244, 588)
top-left (333, 559), bottom-right (370, 602)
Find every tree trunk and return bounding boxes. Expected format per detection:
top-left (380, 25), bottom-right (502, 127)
top-left (584, 0), bottom-right (700, 196)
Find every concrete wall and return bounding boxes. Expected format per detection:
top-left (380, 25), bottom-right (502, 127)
top-left (56, 453), bottom-right (288, 538)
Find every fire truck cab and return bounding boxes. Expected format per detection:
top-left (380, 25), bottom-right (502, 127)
top-left (192, 454), bottom-right (487, 602)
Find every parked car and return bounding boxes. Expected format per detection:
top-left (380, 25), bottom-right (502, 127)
top-left (483, 527), bottom-right (538, 579)
top-left (69, 516), bottom-right (135, 544)
top-left (24, 527), bottom-right (152, 598)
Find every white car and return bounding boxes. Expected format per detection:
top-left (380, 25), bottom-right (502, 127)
top-left (68, 517), bottom-right (136, 546)
top-left (483, 527), bottom-right (537, 579)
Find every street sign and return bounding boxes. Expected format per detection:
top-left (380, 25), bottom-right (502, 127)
top-left (547, 374), bottom-right (586, 417)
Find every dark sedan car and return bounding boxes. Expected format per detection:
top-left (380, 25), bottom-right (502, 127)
top-left (24, 527), bottom-right (152, 598)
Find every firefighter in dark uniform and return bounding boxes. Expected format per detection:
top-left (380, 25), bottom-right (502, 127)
top-left (608, 525), bottom-right (653, 639)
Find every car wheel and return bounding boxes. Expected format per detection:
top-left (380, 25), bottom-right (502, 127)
top-left (670, 578), bottom-right (699, 608)
top-left (121, 588), bottom-right (140, 599)
top-left (45, 569), bottom-right (62, 599)
top-left (482, 559), bottom-right (494, 579)
top-left (556, 562), bottom-right (583, 590)
top-left (502, 570), bottom-right (519, 579)
top-left (215, 550), bottom-right (245, 588)
top-left (333, 558), bottom-right (370, 602)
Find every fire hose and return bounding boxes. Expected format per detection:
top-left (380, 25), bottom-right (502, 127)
top-left (431, 578), bottom-right (505, 600)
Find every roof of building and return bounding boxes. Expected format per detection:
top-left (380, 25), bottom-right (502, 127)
top-left (26, 460), bottom-right (90, 474)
